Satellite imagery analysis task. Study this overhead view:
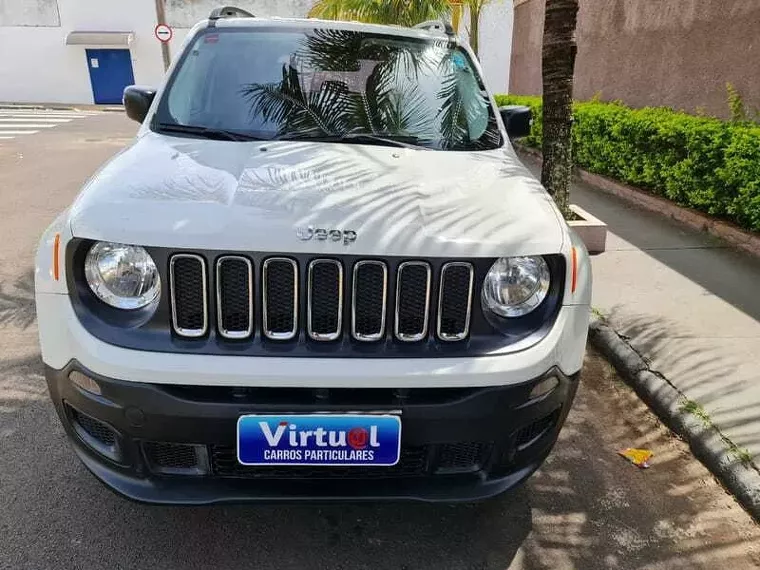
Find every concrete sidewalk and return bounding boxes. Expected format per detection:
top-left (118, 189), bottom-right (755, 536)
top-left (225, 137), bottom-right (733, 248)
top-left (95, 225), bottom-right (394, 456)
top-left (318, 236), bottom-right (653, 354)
top-left (525, 160), bottom-right (760, 471)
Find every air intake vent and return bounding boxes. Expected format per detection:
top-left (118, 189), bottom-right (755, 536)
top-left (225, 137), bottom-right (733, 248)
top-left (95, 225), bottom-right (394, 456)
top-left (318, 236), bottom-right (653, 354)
top-left (65, 403), bottom-right (121, 462)
top-left (307, 259), bottom-right (343, 341)
top-left (216, 256), bottom-right (253, 339)
top-left (143, 441), bottom-right (209, 475)
top-left (170, 254), bottom-right (208, 337)
top-left (436, 441), bottom-right (491, 473)
top-left (352, 261), bottom-right (388, 341)
top-left (395, 261), bottom-right (431, 342)
top-left (437, 262), bottom-right (474, 341)
top-left (262, 258), bottom-right (298, 340)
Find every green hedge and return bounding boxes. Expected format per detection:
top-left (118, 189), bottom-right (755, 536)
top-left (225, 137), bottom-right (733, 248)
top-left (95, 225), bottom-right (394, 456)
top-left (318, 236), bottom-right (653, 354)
top-left (494, 95), bottom-right (760, 232)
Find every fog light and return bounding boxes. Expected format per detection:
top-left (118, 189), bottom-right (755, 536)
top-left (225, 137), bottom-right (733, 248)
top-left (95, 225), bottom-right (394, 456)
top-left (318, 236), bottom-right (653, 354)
top-left (69, 371), bottom-right (102, 395)
top-left (529, 375), bottom-right (559, 400)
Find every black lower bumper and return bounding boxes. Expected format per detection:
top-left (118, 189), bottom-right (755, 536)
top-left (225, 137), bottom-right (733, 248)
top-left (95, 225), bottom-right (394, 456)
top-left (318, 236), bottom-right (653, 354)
top-left (46, 362), bottom-right (579, 504)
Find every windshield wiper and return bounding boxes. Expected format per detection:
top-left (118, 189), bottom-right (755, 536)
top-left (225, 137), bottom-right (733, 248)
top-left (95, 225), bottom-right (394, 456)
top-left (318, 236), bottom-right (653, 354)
top-left (156, 122), bottom-right (263, 142)
top-left (275, 132), bottom-right (429, 149)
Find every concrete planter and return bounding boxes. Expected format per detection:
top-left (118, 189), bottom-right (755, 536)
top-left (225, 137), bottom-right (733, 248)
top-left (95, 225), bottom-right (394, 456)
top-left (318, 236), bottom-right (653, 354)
top-left (568, 204), bottom-right (607, 254)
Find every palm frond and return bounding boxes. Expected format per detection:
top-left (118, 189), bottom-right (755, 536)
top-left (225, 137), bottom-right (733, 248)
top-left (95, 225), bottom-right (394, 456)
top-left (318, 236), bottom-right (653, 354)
top-left (308, 0), bottom-right (451, 26)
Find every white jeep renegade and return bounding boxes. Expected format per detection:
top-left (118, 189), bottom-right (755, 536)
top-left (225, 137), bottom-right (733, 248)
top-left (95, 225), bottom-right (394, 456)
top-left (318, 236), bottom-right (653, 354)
top-left (35, 7), bottom-right (591, 503)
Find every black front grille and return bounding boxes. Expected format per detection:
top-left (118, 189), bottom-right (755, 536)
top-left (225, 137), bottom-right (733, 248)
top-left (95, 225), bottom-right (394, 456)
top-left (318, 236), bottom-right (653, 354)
top-left (263, 258), bottom-right (297, 339)
top-left (70, 407), bottom-right (115, 446)
top-left (308, 260), bottom-right (342, 340)
top-left (168, 254), bottom-right (483, 347)
top-left (395, 262), bottom-right (431, 341)
top-left (211, 445), bottom-right (429, 479)
top-left (438, 263), bottom-right (474, 340)
top-left (217, 256), bottom-right (252, 338)
top-left (170, 255), bottom-right (207, 336)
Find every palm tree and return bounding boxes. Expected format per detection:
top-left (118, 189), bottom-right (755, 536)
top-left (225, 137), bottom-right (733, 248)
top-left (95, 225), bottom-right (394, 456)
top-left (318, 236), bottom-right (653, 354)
top-left (461, 0), bottom-right (490, 58)
top-left (308, 0), bottom-right (451, 27)
top-left (307, 0), bottom-right (492, 59)
top-left (540, 0), bottom-right (579, 216)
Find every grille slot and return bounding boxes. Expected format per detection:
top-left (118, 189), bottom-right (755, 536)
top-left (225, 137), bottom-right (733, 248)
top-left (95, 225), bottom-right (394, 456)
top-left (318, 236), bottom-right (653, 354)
top-left (395, 261), bottom-right (432, 342)
top-left (216, 256), bottom-right (253, 339)
top-left (170, 254), bottom-right (208, 337)
top-left (352, 260), bottom-right (388, 341)
top-left (262, 257), bottom-right (298, 340)
top-left (307, 259), bottom-right (343, 341)
top-left (437, 262), bottom-right (474, 341)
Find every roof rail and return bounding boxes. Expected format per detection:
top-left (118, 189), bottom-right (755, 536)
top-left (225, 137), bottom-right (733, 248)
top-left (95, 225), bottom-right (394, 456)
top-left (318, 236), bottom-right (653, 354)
top-left (414, 20), bottom-right (456, 37)
top-left (208, 6), bottom-right (255, 26)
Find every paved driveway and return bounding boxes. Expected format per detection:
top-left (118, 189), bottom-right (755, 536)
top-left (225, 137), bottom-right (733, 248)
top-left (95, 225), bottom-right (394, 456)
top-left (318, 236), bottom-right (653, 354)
top-left (0, 115), bottom-right (758, 569)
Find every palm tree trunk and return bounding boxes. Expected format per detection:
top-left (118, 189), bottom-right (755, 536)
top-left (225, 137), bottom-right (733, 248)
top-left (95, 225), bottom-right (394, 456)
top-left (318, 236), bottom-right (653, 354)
top-left (470, 4), bottom-right (481, 58)
top-left (540, 0), bottom-right (579, 217)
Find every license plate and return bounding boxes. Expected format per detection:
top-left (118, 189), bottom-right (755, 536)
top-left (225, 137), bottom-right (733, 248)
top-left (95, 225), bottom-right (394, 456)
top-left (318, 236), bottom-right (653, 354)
top-left (237, 414), bottom-right (401, 467)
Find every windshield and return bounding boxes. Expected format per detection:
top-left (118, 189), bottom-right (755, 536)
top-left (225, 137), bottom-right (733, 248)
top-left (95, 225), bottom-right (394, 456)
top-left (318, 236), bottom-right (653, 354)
top-left (153, 27), bottom-right (503, 151)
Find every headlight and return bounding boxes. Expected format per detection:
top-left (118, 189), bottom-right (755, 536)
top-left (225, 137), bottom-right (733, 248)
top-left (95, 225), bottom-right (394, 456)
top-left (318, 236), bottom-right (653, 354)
top-left (84, 242), bottom-right (160, 310)
top-left (482, 256), bottom-right (550, 318)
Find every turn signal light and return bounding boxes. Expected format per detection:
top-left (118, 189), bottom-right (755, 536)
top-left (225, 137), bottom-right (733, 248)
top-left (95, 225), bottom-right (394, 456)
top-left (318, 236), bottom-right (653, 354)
top-left (529, 375), bottom-right (559, 400)
top-left (69, 371), bottom-right (102, 395)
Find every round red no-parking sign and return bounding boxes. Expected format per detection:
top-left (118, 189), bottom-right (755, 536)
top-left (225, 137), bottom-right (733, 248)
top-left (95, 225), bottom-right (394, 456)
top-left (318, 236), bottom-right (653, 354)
top-left (154, 24), bottom-right (173, 43)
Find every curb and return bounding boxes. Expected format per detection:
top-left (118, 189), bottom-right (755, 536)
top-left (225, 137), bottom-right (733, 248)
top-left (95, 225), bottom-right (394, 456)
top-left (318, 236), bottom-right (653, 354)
top-left (589, 319), bottom-right (760, 521)
top-left (515, 145), bottom-right (760, 260)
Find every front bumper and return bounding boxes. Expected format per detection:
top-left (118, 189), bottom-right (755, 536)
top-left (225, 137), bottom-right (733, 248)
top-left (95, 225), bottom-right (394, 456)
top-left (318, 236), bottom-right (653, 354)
top-left (47, 362), bottom-right (579, 504)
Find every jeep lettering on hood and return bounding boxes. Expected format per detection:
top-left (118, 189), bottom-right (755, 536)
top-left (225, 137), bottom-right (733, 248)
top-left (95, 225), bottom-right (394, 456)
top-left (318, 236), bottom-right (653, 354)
top-left (296, 226), bottom-right (357, 245)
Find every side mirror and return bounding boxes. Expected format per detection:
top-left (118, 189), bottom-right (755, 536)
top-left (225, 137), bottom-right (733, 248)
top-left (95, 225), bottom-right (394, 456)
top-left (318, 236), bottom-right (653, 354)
top-left (499, 105), bottom-right (533, 139)
top-left (123, 85), bottom-right (156, 124)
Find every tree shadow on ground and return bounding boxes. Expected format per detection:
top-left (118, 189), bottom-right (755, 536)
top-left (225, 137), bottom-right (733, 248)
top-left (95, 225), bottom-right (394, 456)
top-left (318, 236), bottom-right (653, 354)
top-left (0, 270), bottom-right (36, 330)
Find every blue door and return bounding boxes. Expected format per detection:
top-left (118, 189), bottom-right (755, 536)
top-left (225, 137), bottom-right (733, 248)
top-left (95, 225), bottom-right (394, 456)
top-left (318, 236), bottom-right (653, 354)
top-left (85, 49), bottom-right (135, 105)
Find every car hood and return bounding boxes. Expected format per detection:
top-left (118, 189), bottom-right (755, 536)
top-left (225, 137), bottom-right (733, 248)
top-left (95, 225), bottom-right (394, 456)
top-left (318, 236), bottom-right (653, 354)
top-left (69, 132), bottom-right (567, 257)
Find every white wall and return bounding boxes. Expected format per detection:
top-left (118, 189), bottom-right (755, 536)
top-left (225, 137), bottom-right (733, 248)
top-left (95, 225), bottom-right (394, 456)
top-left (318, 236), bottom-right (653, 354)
top-left (0, 0), bottom-right (165, 104)
top-left (0, 0), bottom-right (512, 104)
top-left (458, 1), bottom-right (514, 93)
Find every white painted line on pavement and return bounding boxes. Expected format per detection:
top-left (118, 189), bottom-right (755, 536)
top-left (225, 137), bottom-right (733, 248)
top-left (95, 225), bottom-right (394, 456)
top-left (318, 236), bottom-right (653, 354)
top-left (0, 110), bottom-right (95, 115)
top-left (0, 136), bottom-right (15, 139)
top-left (0, 118), bottom-right (72, 123)
top-left (0, 124), bottom-right (57, 128)
top-left (0, 130), bottom-right (39, 135)
top-left (0, 114), bottom-right (90, 119)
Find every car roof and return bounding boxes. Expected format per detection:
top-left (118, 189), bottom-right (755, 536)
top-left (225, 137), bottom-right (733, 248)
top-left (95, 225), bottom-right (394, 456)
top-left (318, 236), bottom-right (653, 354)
top-left (213, 16), bottom-right (451, 41)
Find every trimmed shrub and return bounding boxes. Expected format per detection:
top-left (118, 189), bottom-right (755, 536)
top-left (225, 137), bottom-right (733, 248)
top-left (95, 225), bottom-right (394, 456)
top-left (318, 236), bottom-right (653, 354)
top-left (494, 94), bottom-right (760, 232)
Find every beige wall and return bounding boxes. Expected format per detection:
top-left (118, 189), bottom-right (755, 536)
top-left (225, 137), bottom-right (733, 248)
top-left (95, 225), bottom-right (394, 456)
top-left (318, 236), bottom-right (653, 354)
top-left (509, 0), bottom-right (760, 118)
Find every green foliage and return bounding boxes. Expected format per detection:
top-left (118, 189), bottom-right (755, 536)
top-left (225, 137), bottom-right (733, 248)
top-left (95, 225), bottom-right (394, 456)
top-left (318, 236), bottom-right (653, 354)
top-left (726, 83), bottom-right (747, 123)
top-left (308, 0), bottom-right (451, 26)
top-left (494, 94), bottom-right (760, 232)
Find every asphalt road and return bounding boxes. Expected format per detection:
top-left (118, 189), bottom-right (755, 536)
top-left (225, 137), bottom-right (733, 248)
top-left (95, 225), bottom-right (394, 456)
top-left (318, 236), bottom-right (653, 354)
top-left (1, 113), bottom-right (759, 570)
